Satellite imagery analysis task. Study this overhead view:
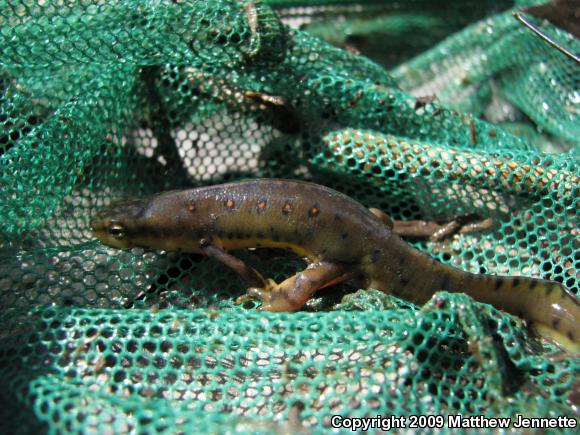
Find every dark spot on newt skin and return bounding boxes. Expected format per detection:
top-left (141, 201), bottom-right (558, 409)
top-left (371, 250), bottom-right (381, 263)
top-left (273, 234), bottom-right (280, 242)
top-left (334, 214), bottom-right (341, 221)
top-left (440, 276), bottom-right (449, 290)
top-left (552, 319), bottom-right (560, 329)
top-left (399, 257), bottom-right (405, 266)
top-left (568, 332), bottom-right (574, 342)
top-left (512, 278), bottom-right (520, 287)
top-left (282, 203), bottom-right (292, 214)
top-left (256, 231), bottom-right (264, 238)
top-left (257, 199), bottom-right (267, 213)
top-left (529, 280), bottom-right (537, 289)
top-left (235, 232), bottom-right (243, 239)
top-left (227, 232), bottom-right (234, 239)
top-left (341, 233), bottom-right (348, 240)
top-left (494, 280), bottom-right (503, 290)
top-left (400, 276), bottom-right (410, 286)
top-left (545, 284), bottom-right (554, 296)
top-left (308, 205), bottom-right (320, 218)
top-left (270, 226), bottom-right (275, 234)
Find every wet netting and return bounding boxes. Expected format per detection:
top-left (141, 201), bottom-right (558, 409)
top-left (1, 0), bottom-right (579, 433)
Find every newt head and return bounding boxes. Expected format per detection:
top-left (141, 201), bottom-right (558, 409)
top-left (91, 189), bottom-right (209, 252)
top-left (90, 189), bottom-right (212, 253)
top-left (90, 197), bottom-right (152, 249)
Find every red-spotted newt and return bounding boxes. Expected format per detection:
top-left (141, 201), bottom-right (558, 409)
top-left (91, 179), bottom-right (579, 350)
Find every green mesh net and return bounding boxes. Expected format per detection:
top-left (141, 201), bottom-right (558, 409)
top-left (1, 0), bottom-right (579, 433)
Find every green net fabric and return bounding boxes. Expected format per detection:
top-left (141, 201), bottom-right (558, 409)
top-left (1, 1), bottom-right (578, 433)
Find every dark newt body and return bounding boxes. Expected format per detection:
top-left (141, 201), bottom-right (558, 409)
top-left (91, 179), bottom-right (580, 349)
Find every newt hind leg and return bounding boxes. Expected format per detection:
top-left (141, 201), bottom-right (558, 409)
top-left (369, 207), bottom-right (494, 241)
top-left (236, 261), bottom-right (355, 312)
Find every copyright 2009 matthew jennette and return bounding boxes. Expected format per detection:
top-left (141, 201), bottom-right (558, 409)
top-left (330, 414), bottom-right (578, 431)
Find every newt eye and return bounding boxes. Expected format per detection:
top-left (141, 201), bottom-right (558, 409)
top-left (108, 223), bottom-right (126, 240)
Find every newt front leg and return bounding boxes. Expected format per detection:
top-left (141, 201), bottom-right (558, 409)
top-left (200, 240), bottom-right (267, 289)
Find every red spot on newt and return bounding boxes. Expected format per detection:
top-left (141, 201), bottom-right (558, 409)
top-left (308, 206), bottom-right (320, 217)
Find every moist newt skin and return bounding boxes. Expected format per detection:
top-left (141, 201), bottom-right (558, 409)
top-left (91, 179), bottom-right (580, 349)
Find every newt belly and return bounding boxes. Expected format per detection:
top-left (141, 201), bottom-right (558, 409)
top-left (91, 179), bottom-right (580, 350)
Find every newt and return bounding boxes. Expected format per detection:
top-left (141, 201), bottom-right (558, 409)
top-left (91, 179), bottom-right (580, 350)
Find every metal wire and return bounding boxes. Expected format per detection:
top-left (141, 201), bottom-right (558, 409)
top-left (513, 11), bottom-right (580, 64)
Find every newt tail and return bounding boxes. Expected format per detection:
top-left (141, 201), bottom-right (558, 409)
top-left (373, 241), bottom-right (579, 350)
top-left (91, 179), bottom-right (580, 351)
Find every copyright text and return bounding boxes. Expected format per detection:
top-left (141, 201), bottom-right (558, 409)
top-left (330, 414), bottom-right (577, 431)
